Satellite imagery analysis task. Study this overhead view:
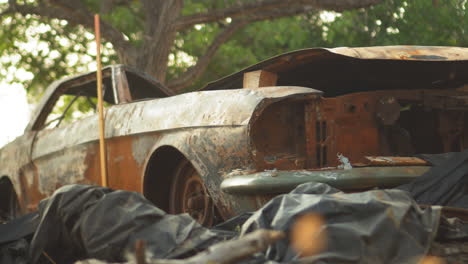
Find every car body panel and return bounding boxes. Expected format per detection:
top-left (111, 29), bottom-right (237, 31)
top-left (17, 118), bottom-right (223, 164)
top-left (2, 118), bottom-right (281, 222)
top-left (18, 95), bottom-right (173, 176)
top-left (220, 166), bottom-right (431, 195)
top-left (26, 65), bottom-right (173, 132)
top-left (202, 46), bottom-right (468, 95)
top-left (0, 80), bottom-right (321, 214)
top-left (1, 46), bottom-right (468, 220)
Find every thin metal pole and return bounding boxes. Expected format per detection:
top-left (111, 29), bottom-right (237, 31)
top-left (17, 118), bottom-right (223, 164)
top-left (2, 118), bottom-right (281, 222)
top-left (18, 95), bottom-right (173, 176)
top-left (94, 14), bottom-right (108, 187)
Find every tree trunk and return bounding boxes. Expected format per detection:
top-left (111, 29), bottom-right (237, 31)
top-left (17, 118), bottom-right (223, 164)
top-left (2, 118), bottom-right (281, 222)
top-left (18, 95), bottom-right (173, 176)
top-left (132, 0), bottom-right (182, 84)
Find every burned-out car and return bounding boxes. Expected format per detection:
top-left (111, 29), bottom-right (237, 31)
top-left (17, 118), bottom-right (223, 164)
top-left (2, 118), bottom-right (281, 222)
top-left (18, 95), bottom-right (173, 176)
top-left (1, 46), bottom-right (468, 225)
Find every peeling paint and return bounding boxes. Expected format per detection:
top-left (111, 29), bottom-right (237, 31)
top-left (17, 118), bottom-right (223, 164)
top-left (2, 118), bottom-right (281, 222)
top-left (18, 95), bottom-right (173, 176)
top-left (35, 145), bottom-right (88, 195)
top-left (131, 136), bottom-right (156, 167)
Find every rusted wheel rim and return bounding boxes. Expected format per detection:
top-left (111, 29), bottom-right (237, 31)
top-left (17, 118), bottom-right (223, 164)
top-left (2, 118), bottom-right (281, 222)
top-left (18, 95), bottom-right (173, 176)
top-left (170, 160), bottom-right (214, 226)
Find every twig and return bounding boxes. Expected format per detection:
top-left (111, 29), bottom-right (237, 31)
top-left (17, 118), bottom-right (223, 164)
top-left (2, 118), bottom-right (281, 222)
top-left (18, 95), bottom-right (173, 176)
top-left (149, 229), bottom-right (285, 264)
top-left (135, 240), bottom-right (146, 264)
top-left (43, 251), bottom-right (57, 264)
top-left (75, 229), bottom-right (285, 264)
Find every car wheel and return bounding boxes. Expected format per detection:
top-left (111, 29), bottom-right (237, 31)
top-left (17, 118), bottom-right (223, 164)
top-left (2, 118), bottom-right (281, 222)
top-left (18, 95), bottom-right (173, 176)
top-left (169, 159), bottom-right (215, 226)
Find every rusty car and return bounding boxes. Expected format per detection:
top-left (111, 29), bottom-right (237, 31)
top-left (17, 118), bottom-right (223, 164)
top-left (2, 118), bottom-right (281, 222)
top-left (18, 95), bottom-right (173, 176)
top-left (1, 46), bottom-right (468, 225)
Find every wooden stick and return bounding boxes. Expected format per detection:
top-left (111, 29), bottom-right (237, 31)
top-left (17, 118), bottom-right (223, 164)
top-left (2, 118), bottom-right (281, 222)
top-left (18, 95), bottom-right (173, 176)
top-left (74, 230), bottom-right (285, 264)
top-left (135, 240), bottom-right (147, 264)
top-left (149, 229), bottom-right (285, 264)
top-left (185, 229), bottom-right (285, 264)
top-left (94, 14), bottom-right (108, 187)
top-left (42, 251), bottom-right (57, 264)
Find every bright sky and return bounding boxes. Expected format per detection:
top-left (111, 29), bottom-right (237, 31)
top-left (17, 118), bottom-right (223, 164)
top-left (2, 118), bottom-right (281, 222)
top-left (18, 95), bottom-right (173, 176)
top-left (0, 1), bottom-right (28, 147)
top-left (0, 15), bottom-right (98, 148)
top-left (0, 82), bottom-right (30, 147)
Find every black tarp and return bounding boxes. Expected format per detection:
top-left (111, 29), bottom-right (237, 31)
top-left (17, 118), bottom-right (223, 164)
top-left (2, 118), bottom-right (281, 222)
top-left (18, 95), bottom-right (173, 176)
top-left (2, 183), bottom-right (457, 264)
top-left (241, 183), bottom-right (442, 264)
top-left (397, 149), bottom-right (468, 208)
top-left (26, 185), bottom-right (225, 264)
top-left (0, 213), bottom-right (38, 264)
top-left (0, 213), bottom-right (38, 245)
top-left (4, 149), bottom-right (468, 264)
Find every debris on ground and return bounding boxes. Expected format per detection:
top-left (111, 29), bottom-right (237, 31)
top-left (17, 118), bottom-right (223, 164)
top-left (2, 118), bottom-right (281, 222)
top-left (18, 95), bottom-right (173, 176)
top-left (4, 151), bottom-right (468, 263)
top-left (1, 181), bottom-right (468, 264)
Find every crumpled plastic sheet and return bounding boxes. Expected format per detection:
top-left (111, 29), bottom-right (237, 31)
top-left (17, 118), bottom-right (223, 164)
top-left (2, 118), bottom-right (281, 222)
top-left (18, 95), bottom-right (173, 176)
top-left (1, 180), bottom-right (467, 264)
top-left (0, 212), bottom-right (38, 264)
top-left (241, 182), bottom-right (442, 264)
top-left (398, 149), bottom-right (468, 209)
top-left (27, 185), bottom-right (225, 264)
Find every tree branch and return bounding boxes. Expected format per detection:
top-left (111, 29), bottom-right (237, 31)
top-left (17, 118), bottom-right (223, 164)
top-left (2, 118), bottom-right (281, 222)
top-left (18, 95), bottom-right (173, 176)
top-left (0, 0), bottom-right (16, 17)
top-left (167, 20), bottom-right (249, 92)
top-left (75, 229), bottom-right (285, 264)
top-left (6, 1), bottom-right (137, 59)
top-left (168, 6), bottom-right (318, 92)
top-left (176, 0), bottom-right (381, 30)
top-left (243, 5), bottom-right (317, 22)
top-left (0, 7), bottom-right (13, 18)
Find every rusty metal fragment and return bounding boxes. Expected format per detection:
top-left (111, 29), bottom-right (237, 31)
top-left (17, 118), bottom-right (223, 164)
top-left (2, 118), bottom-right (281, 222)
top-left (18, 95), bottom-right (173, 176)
top-left (221, 166), bottom-right (430, 195)
top-left (363, 156), bottom-right (430, 166)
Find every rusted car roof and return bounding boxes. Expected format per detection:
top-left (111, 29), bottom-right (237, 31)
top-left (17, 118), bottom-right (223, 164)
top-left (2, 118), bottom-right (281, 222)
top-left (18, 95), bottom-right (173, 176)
top-left (202, 46), bottom-right (468, 95)
top-left (26, 65), bottom-right (172, 132)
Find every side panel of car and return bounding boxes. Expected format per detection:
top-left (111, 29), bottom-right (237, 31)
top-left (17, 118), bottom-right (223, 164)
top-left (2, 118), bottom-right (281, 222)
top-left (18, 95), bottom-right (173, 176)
top-left (105, 133), bottom-right (162, 192)
top-left (9, 87), bottom-right (320, 215)
top-left (0, 132), bottom-right (36, 213)
top-left (137, 126), bottom-right (253, 219)
top-left (31, 119), bottom-right (101, 204)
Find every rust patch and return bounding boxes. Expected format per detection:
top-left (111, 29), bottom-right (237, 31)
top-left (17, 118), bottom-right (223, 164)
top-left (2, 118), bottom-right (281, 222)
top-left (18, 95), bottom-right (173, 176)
top-left (18, 164), bottom-right (45, 212)
top-left (305, 92), bottom-right (381, 167)
top-left (106, 136), bottom-right (149, 192)
top-left (362, 156), bottom-right (430, 166)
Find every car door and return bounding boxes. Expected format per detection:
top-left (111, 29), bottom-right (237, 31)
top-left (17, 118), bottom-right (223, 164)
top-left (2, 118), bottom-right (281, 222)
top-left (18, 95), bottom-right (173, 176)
top-left (28, 74), bottom-right (118, 204)
top-left (31, 110), bottom-right (102, 199)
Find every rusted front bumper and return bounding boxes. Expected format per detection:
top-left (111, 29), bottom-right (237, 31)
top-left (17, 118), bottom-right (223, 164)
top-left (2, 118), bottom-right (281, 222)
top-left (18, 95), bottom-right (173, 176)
top-left (220, 166), bottom-right (430, 194)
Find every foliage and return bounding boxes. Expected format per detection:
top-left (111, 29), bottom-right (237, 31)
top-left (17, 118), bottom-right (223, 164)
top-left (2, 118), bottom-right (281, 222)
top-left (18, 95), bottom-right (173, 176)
top-left (177, 0), bottom-right (468, 91)
top-left (324, 0), bottom-right (467, 47)
top-left (0, 0), bottom-right (466, 101)
top-left (0, 13), bottom-right (117, 99)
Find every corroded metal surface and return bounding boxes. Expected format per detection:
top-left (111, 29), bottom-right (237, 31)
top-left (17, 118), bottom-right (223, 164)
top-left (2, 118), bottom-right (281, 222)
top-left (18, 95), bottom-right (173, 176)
top-left (332, 46), bottom-right (468, 60)
top-left (220, 166), bottom-right (431, 195)
top-left (105, 86), bottom-right (319, 137)
top-left (0, 73), bottom-right (321, 217)
top-left (202, 46), bottom-right (468, 94)
top-left (363, 156), bottom-right (430, 166)
top-left (1, 46), bottom-right (468, 222)
top-left (169, 159), bottom-right (214, 226)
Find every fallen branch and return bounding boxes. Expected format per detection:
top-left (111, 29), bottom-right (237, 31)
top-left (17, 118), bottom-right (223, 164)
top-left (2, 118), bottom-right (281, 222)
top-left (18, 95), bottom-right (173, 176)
top-left (176, 229), bottom-right (285, 264)
top-left (75, 229), bottom-right (285, 264)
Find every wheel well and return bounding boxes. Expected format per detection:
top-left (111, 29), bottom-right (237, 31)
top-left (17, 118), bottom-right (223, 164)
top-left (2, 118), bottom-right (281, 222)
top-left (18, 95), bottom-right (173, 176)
top-left (143, 146), bottom-right (187, 212)
top-left (0, 176), bottom-right (19, 221)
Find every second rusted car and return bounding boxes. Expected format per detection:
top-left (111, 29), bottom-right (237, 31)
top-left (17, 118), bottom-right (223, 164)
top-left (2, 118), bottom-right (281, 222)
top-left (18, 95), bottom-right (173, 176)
top-left (1, 46), bottom-right (468, 225)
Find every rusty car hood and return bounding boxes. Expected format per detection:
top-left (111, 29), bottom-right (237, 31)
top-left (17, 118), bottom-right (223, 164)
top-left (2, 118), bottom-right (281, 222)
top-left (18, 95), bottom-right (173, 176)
top-left (105, 86), bottom-right (321, 137)
top-left (201, 46), bottom-right (468, 95)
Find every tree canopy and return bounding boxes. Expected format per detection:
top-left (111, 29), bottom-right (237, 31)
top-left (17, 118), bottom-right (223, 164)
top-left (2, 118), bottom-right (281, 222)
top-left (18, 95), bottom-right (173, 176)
top-left (0, 0), bottom-right (466, 99)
